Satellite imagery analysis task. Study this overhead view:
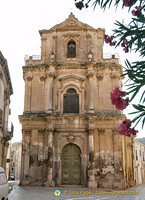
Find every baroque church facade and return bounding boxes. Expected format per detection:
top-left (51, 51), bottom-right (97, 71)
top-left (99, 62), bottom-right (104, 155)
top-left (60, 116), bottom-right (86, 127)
top-left (19, 13), bottom-right (134, 189)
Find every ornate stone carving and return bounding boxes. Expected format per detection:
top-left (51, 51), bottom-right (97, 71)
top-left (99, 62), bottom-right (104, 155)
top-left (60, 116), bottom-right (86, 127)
top-left (87, 71), bottom-right (94, 78)
top-left (66, 134), bottom-right (75, 143)
top-left (50, 51), bottom-right (55, 63)
top-left (23, 129), bottom-right (32, 135)
top-left (110, 72), bottom-right (119, 79)
top-left (66, 118), bottom-right (74, 125)
top-left (96, 73), bottom-right (104, 80)
top-left (27, 76), bottom-right (33, 81)
top-left (98, 128), bottom-right (105, 134)
top-left (88, 52), bottom-right (93, 61)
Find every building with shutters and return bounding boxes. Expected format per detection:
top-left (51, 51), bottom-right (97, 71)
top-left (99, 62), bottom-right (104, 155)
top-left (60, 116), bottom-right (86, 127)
top-left (133, 138), bottom-right (145, 185)
top-left (9, 142), bottom-right (22, 180)
top-left (0, 51), bottom-right (13, 170)
top-left (19, 13), bottom-right (134, 189)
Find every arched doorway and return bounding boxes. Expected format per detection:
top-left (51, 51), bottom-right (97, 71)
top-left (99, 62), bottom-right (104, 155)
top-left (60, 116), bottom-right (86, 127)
top-left (62, 143), bottom-right (81, 185)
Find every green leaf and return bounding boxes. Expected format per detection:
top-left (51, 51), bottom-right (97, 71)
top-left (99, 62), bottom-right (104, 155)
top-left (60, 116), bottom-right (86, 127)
top-left (140, 90), bottom-right (145, 103)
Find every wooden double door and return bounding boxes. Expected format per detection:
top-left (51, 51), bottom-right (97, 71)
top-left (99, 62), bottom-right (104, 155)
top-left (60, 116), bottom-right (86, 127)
top-left (62, 144), bottom-right (81, 185)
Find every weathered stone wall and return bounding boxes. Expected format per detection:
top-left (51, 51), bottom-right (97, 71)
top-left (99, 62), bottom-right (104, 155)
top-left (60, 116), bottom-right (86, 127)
top-left (20, 13), bottom-right (134, 189)
top-left (0, 51), bottom-right (13, 170)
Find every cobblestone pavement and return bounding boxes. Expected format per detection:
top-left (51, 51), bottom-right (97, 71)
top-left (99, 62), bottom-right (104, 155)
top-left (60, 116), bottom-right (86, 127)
top-left (8, 181), bottom-right (145, 200)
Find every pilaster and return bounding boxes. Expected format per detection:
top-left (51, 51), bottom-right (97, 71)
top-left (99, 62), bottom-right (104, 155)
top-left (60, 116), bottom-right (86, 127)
top-left (88, 128), bottom-right (97, 188)
top-left (87, 66), bottom-right (95, 113)
top-left (45, 66), bottom-right (56, 113)
top-left (44, 128), bottom-right (55, 187)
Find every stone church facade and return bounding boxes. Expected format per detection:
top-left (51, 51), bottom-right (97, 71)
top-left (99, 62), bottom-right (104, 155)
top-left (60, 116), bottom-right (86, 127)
top-left (19, 13), bottom-right (134, 189)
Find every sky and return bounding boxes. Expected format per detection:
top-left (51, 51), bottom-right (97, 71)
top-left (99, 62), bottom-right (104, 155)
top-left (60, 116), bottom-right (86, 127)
top-left (0, 0), bottom-right (144, 142)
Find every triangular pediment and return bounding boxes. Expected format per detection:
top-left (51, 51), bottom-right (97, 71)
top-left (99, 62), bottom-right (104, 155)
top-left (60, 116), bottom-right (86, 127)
top-left (40, 13), bottom-right (95, 35)
top-left (50, 13), bottom-right (94, 31)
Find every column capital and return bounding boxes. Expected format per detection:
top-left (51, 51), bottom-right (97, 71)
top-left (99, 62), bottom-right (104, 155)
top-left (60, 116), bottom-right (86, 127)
top-left (88, 128), bottom-right (95, 135)
top-left (110, 72), bottom-right (119, 79)
top-left (87, 71), bottom-right (94, 78)
top-left (48, 72), bottom-right (56, 78)
top-left (96, 72), bottom-right (104, 80)
top-left (46, 128), bottom-right (54, 133)
top-left (98, 128), bottom-right (105, 134)
top-left (40, 75), bottom-right (46, 81)
top-left (23, 129), bottom-right (32, 134)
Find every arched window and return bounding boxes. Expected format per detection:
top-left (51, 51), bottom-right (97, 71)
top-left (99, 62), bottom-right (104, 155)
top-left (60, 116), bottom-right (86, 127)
top-left (67, 41), bottom-right (76, 58)
top-left (63, 88), bottom-right (79, 113)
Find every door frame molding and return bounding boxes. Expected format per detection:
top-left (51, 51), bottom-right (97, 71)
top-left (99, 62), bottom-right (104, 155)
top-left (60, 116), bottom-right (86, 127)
top-left (61, 143), bottom-right (82, 185)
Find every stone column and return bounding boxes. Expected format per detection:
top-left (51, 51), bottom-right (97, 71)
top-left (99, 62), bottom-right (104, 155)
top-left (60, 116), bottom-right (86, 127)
top-left (87, 72), bottom-right (94, 113)
top-left (44, 129), bottom-right (55, 187)
top-left (0, 136), bottom-right (2, 166)
top-left (88, 129), bottom-right (97, 188)
top-left (24, 75), bottom-right (32, 112)
top-left (45, 67), bottom-right (55, 113)
top-left (0, 72), bottom-right (4, 111)
top-left (20, 129), bottom-right (31, 186)
top-left (41, 36), bottom-right (47, 62)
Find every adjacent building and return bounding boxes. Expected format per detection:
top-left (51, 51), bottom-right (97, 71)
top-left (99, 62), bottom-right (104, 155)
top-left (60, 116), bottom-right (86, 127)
top-left (133, 138), bottom-right (145, 185)
top-left (0, 51), bottom-right (13, 170)
top-left (19, 13), bottom-right (134, 189)
top-left (9, 142), bottom-right (22, 180)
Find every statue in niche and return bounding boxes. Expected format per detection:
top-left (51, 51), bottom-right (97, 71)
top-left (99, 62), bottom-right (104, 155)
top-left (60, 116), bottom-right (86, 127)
top-left (88, 52), bottom-right (93, 61)
top-left (50, 51), bottom-right (55, 62)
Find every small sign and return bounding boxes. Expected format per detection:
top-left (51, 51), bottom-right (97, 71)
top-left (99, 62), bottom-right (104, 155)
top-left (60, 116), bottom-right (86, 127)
top-left (54, 189), bottom-right (61, 197)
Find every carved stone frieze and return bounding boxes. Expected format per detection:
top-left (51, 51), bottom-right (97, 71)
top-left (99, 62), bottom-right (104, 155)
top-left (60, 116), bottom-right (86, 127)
top-left (98, 128), bottom-right (105, 134)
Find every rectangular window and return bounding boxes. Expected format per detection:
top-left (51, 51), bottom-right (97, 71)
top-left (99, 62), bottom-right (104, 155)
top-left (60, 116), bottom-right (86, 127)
top-left (136, 150), bottom-right (138, 160)
top-left (63, 94), bottom-right (79, 113)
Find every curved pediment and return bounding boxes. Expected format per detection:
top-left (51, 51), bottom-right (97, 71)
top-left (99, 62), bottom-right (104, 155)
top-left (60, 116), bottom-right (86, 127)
top-left (59, 74), bottom-right (85, 81)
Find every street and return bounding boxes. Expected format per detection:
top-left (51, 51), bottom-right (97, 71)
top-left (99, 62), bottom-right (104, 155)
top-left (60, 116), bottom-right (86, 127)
top-left (8, 181), bottom-right (145, 200)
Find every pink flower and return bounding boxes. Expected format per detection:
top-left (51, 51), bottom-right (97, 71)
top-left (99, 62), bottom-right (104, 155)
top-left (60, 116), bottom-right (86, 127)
top-left (118, 119), bottom-right (138, 137)
top-left (110, 87), bottom-right (122, 99)
top-left (118, 122), bottom-right (128, 135)
top-left (123, 46), bottom-right (129, 53)
top-left (123, 119), bottom-right (131, 127)
top-left (131, 9), bottom-right (136, 16)
top-left (104, 36), bottom-right (111, 43)
top-left (115, 98), bottom-right (129, 110)
top-left (110, 87), bottom-right (129, 110)
top-left (123, 0), bottom-right (132, 7)
top-left (124, 39), bottom-right (128, 45)
top-left (129, 128), bottom-right (138, 135)
top-left (132, 6), bottom-right (142, 18)
top-left (137, 6), bottom-right (142, 11)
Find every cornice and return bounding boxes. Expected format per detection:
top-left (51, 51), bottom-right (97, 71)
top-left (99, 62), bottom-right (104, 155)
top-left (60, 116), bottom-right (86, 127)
top-left (19, 111), bottom-right (124, 122)
top-left (95, 62), bottom-right (122, 68)
top-left (23, 63), bottom-right (48, 70)
top-left (56, 64), bottom-right (87, 69)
